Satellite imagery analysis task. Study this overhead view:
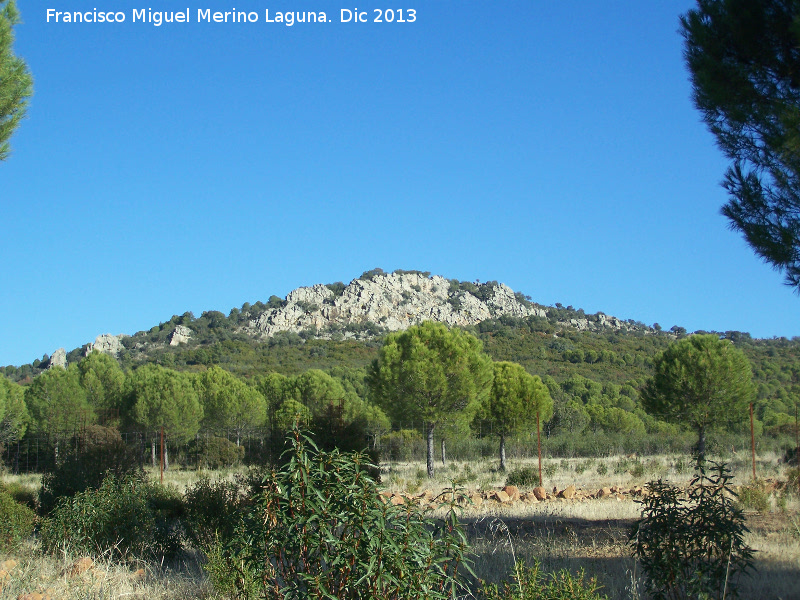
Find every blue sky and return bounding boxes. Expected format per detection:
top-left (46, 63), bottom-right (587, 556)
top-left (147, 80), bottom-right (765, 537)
top-left (2, 1), bottom-right (797, 367)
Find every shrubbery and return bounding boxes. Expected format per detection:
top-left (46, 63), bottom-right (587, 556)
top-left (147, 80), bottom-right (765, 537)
top-left (380, 429), bottom-right (421, 462)
top-left (480, 560), bottom-right (608, 600)
top-left (39, 425), bottom-right (141, 515)
top-left (0, 488), bottom-right (36, 550)
top-left (205, 430), bottom-right (474, 599)
top-left (630, 461), bottom-right (754, 600)
top-left (183, 476), bottom-right (243, 552)
top-left (192, 435), bottom-right (245, 469)
top-left (737, 483), bottom-right (771, 514)
top-left (505, 466), bottom-right (540, 488)
top-left (40, 475), bottom-right (182, 562)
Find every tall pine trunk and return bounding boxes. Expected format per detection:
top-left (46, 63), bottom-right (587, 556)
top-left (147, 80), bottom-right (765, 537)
top-left (499, 433), bottom-right (507, 472)
top-left (426, 422), bottom-right (435, 479)
top-left (696, 425), bottom-right (706, 465)
top-left (441, 438), bottom-right (446, 467)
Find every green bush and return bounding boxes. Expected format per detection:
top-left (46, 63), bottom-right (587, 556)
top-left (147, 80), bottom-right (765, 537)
top-left (39, 425), bottom-right (142, 515)
top-left (206, 429), bottom-right (473, 599)
top-left (183, 476), bottom-right (243, 551)
top-left (0, 489), bottom-right (36, 550)
top-left (737, 483), bottom-right (770, 514)
top-left (2, 481), bottom-right (37, 511)
top-left (381, 429), bottom-right (420, 462)
top-left (506, 466), bottom-right (540, 488)
top-left (787, 466), bottom-right (800, 492)
top-left (40, 475), bottom-right (182, 562)
top-left (630, 461), bottom-right (755, 600)
top-left (629, 460), bottom-right (646, 479)
top-left (480, 560), bottom-right (608, 600)
top-left (194, 435), bottom-right (245, 469)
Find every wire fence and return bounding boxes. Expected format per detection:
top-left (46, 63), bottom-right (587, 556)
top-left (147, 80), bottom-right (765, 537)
top-left (2, 418), bottom-right (796, 475)
top-left (0, 428), bottom-right (285, 475)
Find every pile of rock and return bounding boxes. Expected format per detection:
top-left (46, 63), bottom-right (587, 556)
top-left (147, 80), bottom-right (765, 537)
top-left (379, 484), bottom-right (649, 509)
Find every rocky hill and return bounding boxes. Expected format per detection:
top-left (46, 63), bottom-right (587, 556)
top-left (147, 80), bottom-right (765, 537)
top-left (39, 269), bottom-right (640, 368)
top-left (243, 270), bottom-right (631, 341)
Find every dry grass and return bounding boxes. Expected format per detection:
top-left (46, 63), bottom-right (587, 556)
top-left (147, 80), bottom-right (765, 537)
top-left (0, 542), bottom-right (212, 600)
top-left (1, 453), bottom-right (798, 599)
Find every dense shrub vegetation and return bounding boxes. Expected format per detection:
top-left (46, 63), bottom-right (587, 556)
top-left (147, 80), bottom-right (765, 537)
top-left (204, 430), bottom-right (474, 599)
top-left (630, 461), bottom-right (754, 600)
top-left (0, 487), bottom-right (36, 550)
top-left (480, 560), bottom-right (608, 600)
top-left (40, 475), bottom-right (183, 562)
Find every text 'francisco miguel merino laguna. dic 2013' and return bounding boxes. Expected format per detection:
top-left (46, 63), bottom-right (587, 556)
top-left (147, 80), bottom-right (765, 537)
top-left (45, 8), bottom-right (418, 26)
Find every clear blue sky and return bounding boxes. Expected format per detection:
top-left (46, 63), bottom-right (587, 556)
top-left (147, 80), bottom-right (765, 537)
top-left (2, 1), bottom-right (797, 367)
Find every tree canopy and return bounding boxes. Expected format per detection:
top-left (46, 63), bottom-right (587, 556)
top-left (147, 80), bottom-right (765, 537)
top-left (124, 365), bottom-right (203, 444)
top-left (681, 0), bottom-right (800, 288)
top-left (0, 374), bottom-right (27, 443)
top-left (195, 366), bottom-right (266, 443)
top-left (368, 321), bottom-right (493, 477)
top-left (477, 361), bottom-right (553, 471)
top-left (77, 351), bottom-right (125, 422)
top-left (641, 334), bottom-right (755, 461)
top-left (0, 0), bottom-right (32, 161)
top-left (24, 366), bottom-right (94, 437)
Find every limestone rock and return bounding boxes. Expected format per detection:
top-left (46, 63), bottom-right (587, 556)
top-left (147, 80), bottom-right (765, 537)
top-left (169, 325), bottom-right (192, 346)
top-left (558, 485), bottom-right (576, 499)
top-left (596, 487), bottom-right (612, 498)
top-left (48, 348), bottom-right (67, 369)
top-left (68, 557), bottom-right (94, 577)
top-left (85, 333), bottom-right (125, 356)
top-left (502, 485), bottom-right (520, 501)
top-left (245, 272), bottom-right (548, 341)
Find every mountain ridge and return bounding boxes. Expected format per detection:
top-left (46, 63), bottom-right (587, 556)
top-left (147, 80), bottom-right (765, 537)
top-left (64, 269), bottom-right (642, 363)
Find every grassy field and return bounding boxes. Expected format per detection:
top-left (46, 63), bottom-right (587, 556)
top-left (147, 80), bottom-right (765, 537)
top-left (2, 453), bottom-right (799, 600)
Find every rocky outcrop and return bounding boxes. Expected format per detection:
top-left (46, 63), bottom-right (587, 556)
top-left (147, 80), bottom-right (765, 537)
top-left (48, 348), bottom-right (67, 369)
top-left (85, 333), bottom-right (126, 357)
top-left (169, 325), bottom-right (192, 346)
top-left (246, 272), bottom-right (548, 339)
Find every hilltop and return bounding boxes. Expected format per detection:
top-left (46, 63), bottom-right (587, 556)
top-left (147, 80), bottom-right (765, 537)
top-left (21, 269), bottom-right (652, 372)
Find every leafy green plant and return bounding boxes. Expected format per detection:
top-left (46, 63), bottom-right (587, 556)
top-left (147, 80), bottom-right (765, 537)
top-left (737, 483), bottom-right (770, 514)
top-left (596, 463), bottom-right (608, 476)
top-left (629, 460), bottom-right (646, 479)
top-left (0, 489), bottom-right (36, 550)
top-left (630, 461), bottom-right (755, 600)
top-left (506, 466), bottom-right (540, 488)
top-left (183, 476), bottom-right (244, 552)
top-left (787, 466), bottom-right (800, 492)
top-left (193, 435), bottom-right (245, 469)
top-left (2, 480), bottom-right (37, 510)
top-left (40, 475), bottom-right (182, 562)
top-left (381, 429), bottom-right (419, 462)
top-left (206, 429), bottom-right (474, 599)
top-left (480, 559), bottom-right (608, 600)
top-left (39, 425), bottom-right (142, 515)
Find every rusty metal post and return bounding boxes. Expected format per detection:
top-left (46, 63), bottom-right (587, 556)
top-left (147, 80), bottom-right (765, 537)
top-left (750, 403), bottom-right (756, 481)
